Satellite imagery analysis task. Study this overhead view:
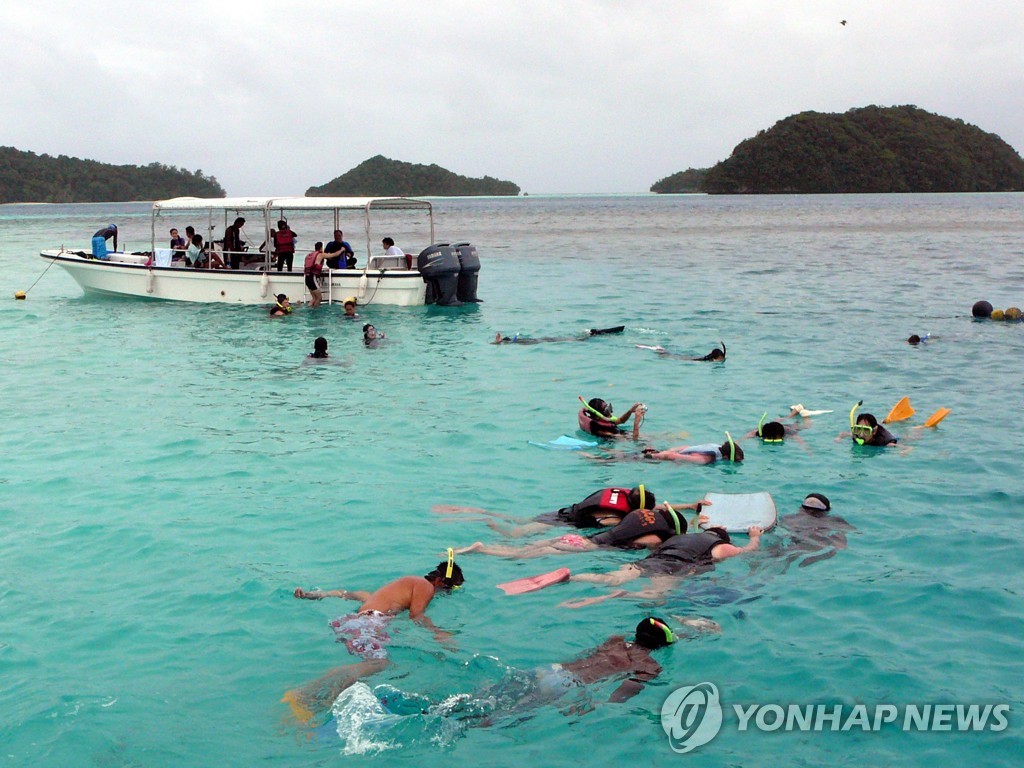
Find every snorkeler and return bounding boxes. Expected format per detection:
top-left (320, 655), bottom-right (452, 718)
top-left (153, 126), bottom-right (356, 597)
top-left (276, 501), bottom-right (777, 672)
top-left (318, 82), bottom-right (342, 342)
top-left (434, 484), bottom-right (662, 538)
top-left (493, 326), bottom-right (625, 344)
top-left (309, 336), bottom-right (329, 359)
top-left (363, 324), bottom-right (386, 348)
top-left (771, 494), bottom-right (855, 572)
top-left (284, 555), bottom-right (465, 721)
top-left (269, 294), bottom-right (293, 317)
top-left (636, 341), bottom-right (726, 361)
top-left (907, 334), bottom-right (931, 345)
top-left (557, 526), bottom-right (763, 607)
top-left (641, 434), bottom-right (744, 464)
top-left (454, 500), bottom-right (711, 559)
top-left (578, 397), bottom-right (646, 440)
top-left (837, 403), bottom-right (898, 446)
top-left (741, 413), bottom-right (808, 447)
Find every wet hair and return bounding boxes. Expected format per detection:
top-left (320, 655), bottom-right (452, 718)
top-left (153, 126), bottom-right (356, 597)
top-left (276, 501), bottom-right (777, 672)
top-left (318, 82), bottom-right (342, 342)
top-left (383, 237), bottom-right (395, 247)
top-left (635, 616), bottom-right (675, 649)
top-left (627, 487), bottom-right (656, 510)
top-left (856, 413), bottom-right (879, 428)
top-left (312, 336), bottom-right (328, 357)
top-left (587, 398), bottom-right (613, 418)
top-left (759, 421), bottom-right (785, 441)
top-left (907, 335), bottom-right (921, 345)
top-left (344, 300), bottom-right (356, 308)
top-left (276, 293), bottom-right (288, 302)
top-left (706, 526), bottom-right (731, 544)
top-left (720, 441), bottom-right (744, 462)
top-left (425, 560), bottom-right (465, 589)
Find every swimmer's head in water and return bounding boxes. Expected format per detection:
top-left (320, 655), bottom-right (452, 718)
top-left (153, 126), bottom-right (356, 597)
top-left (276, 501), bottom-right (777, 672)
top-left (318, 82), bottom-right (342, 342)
top-left (587, 398), bottom-right (613, 419)
top-left (425, 560), bottom-right (465, 591)
top-left (759, 421), bottom-right (785, 442)
top-left (719, 439), bottom-right (744, 463)
top-left (852, 414), bottom-right (878, 444)
top-left (706, 526), bottom-right (731, 545)
top-left (800, 493), bottom-right (831, 513)
top-left (363, 324), bottom-right (377, 340)
top-left (908, 335), bottom-right (921, 345)
top-left (312, 336), bottom-right (328, 357)
top-left (276, 293), bottom-right (289, 303)
top-left (628, 486), bottom-right (656, 510)
top-left (635, 616), bottom-right (676, 649)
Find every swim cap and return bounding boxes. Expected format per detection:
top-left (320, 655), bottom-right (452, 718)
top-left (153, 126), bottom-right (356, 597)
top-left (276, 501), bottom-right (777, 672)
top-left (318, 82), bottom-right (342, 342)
top-left (800, 493), bottom-right (831, 512)
top-left (635, 617), bottom-right (675, 649)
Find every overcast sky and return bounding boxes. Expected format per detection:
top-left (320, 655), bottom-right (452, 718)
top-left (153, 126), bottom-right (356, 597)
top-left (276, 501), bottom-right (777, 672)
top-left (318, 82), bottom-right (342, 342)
top-left (5, 1), bottom-right (1022, 194)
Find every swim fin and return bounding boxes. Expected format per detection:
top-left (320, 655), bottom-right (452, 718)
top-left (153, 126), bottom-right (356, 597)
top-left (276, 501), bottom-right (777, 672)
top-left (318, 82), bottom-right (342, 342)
top-left (883, 397), bottom-right (915, 424)
top-left (922, 408), bottom-right (951, 427)
top-left (590, 326), bottom-right (625, 336)
top-left (497, 567), bottom-right (571, 595)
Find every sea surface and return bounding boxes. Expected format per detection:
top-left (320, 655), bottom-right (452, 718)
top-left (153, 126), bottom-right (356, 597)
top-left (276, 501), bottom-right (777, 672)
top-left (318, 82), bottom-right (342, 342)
top-left (1, 194), bottom-right (1022, 766)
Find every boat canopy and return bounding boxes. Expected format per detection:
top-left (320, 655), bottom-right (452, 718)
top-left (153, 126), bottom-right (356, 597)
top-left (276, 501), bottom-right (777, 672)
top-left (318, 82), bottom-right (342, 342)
top-left (153, 196), bottom-right (431, 213)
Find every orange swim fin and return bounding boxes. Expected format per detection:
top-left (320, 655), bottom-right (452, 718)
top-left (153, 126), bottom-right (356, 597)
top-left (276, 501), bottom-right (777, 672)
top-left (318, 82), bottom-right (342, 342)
top-left (497, 567), bottom-right (571, 595)
top-left (883, 397), bottom-right (915, 424)
top-left (922, 408), bottom-right (951, 427)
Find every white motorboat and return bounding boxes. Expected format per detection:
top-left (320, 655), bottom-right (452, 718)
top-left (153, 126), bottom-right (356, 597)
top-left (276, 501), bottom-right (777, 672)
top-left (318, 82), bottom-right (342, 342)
top-left (40, 196), bottom-right (480, 306)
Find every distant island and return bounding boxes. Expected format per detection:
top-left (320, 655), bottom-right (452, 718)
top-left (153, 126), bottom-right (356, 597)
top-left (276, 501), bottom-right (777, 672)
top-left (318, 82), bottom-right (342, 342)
top-left (652, 106), bottom-right (1024, 194)
top-left (0, 146), bottom-right (225, 204)
top-left (307, 155), bottom-right (520, 197)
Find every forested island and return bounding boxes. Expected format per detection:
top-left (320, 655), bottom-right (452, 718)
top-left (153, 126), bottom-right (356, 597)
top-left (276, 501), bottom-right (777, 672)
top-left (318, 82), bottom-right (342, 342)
top-left (307, 155), bottom-right (520, 197)
top-left (0, 147), bottom-right (225, 203)
top-left (652, 106), bottom-right (1024, 194)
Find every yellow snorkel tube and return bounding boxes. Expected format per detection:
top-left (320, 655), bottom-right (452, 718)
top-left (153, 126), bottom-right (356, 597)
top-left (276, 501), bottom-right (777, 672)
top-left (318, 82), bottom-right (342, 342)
top-left (849, 400), bottom-right (866, 445)
top-left (445, 547), bottom-right (461, 589)
top-left (579, 395), bottom-right (616, 422)
top-left (725, 431), bottom-right (736, 462)
top-left (663, 502), bottom-right (683, 536)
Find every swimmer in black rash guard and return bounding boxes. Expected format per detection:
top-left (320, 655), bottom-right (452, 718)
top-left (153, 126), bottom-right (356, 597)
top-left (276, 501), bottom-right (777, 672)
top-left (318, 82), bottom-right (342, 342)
top-left (837, 413), bottom-right (898, 447)
top-left (636, 341), bottom-right (726, 361)
top-left (493, 326), bottom-right (625, 344)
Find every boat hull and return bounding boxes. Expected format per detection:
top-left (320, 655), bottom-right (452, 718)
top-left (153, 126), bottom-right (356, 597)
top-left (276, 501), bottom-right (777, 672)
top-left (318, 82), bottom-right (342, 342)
top-left (40, 251), bottom-right (428, 306)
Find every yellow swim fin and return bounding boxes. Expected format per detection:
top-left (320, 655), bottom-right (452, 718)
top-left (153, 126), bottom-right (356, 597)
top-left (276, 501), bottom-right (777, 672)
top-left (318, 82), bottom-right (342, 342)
top-left (922, 408), bottom-right (951, 427)
top-left (883, 397), bottom-right (915, 424)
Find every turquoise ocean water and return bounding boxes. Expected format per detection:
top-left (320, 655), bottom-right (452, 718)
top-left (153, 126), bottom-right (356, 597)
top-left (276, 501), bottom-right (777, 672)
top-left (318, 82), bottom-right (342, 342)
top-left (1, 194), bottom-right (1022, 766)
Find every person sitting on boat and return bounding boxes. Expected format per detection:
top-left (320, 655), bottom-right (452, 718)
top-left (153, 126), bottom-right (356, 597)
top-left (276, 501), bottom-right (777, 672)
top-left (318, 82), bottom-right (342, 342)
top-left (304, 242), bottom-right (327, 308)
top-left (223, 217), bottom-right (247, 270)
top-left (91, 224), bottom-right (117, 260)
top-left (169, 228), bottom-right (186, 258)
top-left (272, 220), bottom-right (298, 273)
top-left (382, 236), bottom-right (406, 266)
top-left (269, 294), bottom-right (293, 317)
top-left (325, 230), bottom-right (355, 269)
top-left (186, 234), bottom-right (225, 270)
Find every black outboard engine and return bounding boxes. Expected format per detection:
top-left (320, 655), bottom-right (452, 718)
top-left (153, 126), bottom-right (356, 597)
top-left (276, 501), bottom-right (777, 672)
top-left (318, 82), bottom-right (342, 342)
top-left (417, 243), bottom-right (461, 306)
top-left (452, 242), bottom-right (481, 302)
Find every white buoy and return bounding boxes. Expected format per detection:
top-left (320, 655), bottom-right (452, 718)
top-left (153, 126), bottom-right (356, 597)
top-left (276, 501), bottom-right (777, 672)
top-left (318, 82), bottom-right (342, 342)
top-left (357, 273), bottom-right (368, 299)
top-left (146, 271), bottom-right (155, 294)
top-left (260, 272), bottom-right (269, 298)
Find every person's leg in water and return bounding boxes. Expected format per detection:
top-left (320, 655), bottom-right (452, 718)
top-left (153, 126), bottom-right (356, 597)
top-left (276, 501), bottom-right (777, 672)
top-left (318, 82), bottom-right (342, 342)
top-left (560, 573), bottom-right (684, 608)
top-left (282, 658), bottom-right (389, 725)
top-left (454, 534), bottom-right (594, 559)
top-left (431, 504), bottom-right (555, 538)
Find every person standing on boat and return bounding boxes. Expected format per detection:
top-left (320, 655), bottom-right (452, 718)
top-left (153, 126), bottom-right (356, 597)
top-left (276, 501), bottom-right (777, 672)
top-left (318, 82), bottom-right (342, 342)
top-left (324, 230), bottom-right (355, 269)
top-left (91, 224), bottom-right (117, 259)
top-left (223, 217), bottom-right (247, 269)
top-left (304, 242), bottom-right (327, 308)
top-left (272, 220), bottom-right (298, 272)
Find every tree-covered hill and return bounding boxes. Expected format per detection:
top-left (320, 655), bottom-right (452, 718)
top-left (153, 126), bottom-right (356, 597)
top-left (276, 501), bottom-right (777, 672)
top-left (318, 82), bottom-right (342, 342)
top-left (694, 106), bottom-right (1024, 194)
top-left (650, 167), bottom-right (709, 193)
top-left (0, 146), bottom-right (225, 203)
top-left (307, 155), bottom-right (520, 197)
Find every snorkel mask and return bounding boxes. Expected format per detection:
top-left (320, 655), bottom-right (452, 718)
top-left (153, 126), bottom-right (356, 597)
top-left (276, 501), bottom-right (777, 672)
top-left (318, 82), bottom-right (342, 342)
top-left (579, 395), bottom-right (614, 422)
top-left (849, 400), bottom-right (869, 445)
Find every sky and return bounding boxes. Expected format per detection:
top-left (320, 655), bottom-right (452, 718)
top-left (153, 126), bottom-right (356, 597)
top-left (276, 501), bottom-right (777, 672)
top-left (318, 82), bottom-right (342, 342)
top-left (4, 0), bottom-right (1023, 195)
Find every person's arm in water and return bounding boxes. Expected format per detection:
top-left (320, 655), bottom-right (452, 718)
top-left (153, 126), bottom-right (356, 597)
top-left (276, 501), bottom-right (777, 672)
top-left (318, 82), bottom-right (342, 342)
top-left (407, 580), bottom-right (456, 646)
top-left (293, 587), bottom-right (373, 602)
top-left (609, 664), bottom-right (660, 703)
top-left (711, 527), bottom-right (762, 561)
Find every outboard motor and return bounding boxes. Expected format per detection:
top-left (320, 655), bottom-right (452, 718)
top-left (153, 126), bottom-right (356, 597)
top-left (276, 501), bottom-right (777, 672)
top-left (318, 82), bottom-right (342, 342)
top-left (452, 242), bottom-right (481, 302)
top-left (417, 243), bottom-right (461, 306)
